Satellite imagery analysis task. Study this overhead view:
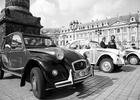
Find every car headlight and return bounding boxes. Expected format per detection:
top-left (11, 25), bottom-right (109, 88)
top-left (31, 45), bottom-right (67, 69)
top-left (55, 50), bottom-right (64, 60)
top-left (83, 51), bottom-right (90, 58)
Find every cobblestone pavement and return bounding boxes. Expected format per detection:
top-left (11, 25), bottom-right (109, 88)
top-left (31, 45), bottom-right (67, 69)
top-left (1, 65), bottom-right (140, 100)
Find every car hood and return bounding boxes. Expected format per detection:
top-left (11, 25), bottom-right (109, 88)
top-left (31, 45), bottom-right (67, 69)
top-left (95, 48), bottom-right (119, 54)
top-left (28, 47), bottom-right (84, 61)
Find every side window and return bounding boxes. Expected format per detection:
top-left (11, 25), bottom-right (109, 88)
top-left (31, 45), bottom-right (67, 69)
top-left (11, 35), bottom-right (23, 49)
top-left (69, 41), bottom-right (79, 49)
top-left (3, 36), bottom-right (12, 49)
top-left (79, 40), bottom-right (90, 49)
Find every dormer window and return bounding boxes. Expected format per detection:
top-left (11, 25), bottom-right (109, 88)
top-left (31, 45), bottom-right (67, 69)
top-left (130, 17), bottom-right (136, 22)
top-left (104, 21), bottom-right (108, 26)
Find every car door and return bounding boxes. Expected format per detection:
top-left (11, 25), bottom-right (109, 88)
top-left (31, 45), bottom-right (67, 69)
top-left (8, 34), bottom-right (26, 73)
top-left (1, 35), bottom-right (12, 70)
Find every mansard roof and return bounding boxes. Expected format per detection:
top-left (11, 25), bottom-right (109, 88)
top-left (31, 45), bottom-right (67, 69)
top-left (79, 13), bottom-right (139, 27)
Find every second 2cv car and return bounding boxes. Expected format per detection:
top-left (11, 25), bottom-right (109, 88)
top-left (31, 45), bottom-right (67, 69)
top-left (0, 32), bottom-right (92, 99)
top-left (65, 39), bottom-right (125, 73)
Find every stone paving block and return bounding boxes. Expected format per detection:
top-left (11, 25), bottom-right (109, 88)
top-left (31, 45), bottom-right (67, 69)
top-left (127, 96), bottom-right (138, 100)
top-left (116, 95), bottom-right (128, 100)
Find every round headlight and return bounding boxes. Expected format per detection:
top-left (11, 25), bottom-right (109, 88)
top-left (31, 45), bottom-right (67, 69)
top-left (55, 50), bottom-right (64, 60)
top-left (52, 69), bottom-right (58, 76)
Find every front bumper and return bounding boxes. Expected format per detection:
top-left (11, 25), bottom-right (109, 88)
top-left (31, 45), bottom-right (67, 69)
top-left (54, 68), bottom-right (91, 88)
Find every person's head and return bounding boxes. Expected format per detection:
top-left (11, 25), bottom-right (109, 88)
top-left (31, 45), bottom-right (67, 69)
top-left (102, 37), bottom-right (106, 42)
top-left (111, 35), bottom-right (115, 40)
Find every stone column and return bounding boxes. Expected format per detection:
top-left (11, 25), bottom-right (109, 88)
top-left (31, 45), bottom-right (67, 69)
top-left (136, 25), bottom-right (139, 48)
top-left (121, 28), bottom-right (123, 43)
top-left (128, 26), bottom-right (131, 45)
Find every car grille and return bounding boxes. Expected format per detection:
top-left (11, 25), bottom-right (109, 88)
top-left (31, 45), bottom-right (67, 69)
top-left (72, 60), bottom-right (87, 71)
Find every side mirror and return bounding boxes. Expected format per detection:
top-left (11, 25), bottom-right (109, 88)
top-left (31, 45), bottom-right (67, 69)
top-left (5, 44), bottom-right (11, 49)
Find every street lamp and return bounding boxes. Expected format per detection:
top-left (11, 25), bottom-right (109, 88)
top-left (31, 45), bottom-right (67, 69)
top-left (95, 29), bottom-right (102, 43)
top-left (69, 20), bottom-right (79, 40)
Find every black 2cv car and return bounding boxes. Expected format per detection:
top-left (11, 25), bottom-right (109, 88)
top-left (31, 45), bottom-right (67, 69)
top-left (0, 32), bottom-right (92, 99)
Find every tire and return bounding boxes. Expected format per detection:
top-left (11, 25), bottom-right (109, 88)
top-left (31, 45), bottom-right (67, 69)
top-left (99, 58), bottom-right (114, 73)
top-left (30, 67), bottom-right (46, 99)
top-left (0, 68), bottom-right (4, 79)
top-left (128, 55), bottom-right (139, 65)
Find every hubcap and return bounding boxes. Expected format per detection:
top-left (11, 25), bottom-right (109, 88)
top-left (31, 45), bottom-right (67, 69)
top-left (130, 57), bottom-right (137, 65)
top-left (102, 61), bottom-right (111, 71)
top-left (32, 75), bottom-right (37, 91)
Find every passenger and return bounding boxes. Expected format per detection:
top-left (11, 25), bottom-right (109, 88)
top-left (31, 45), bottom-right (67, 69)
top-left (100, 37), bottom-right (107, 48)
top-left (108, 35), bottom-right (117, 49)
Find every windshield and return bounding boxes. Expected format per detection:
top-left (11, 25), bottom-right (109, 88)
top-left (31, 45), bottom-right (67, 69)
top-left (89, 41), bottom-right (101, 48)
top-left (23, 35), bottom-right (56, 48)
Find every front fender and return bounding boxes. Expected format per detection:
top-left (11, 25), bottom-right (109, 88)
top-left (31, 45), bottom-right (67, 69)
top-left (96, 53), bottom-right (119, 65)
top-left (126, 52), bottom-right (140, 59)
top-left (20, 57), bottom-right (55, 87)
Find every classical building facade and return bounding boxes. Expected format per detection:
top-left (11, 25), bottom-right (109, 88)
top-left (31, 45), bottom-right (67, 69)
top-left (59, 12), bottom-right (140, 47)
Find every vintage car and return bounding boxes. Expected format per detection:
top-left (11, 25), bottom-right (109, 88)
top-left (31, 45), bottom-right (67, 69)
top-left (65, 39), bottom-right (125, 73)
top-left (0, 32), bottom-right (92, 99)
top-left (125, 48), bottom-right (140, 65)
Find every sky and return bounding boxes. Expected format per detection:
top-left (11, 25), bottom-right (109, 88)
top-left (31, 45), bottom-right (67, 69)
top-left (0, 0), bottom-right (140, 28)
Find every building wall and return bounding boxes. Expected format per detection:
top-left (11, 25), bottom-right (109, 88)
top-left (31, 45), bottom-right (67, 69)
top-left (59, 13), bottom-right (140, 48)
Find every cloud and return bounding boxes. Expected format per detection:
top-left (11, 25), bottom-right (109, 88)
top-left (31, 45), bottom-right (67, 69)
top-left (90, 0), bottom-right (127, 20)
top-left (0, 7), bottom-right (2, 13)
top-left (57, 0), bottom-right (94, 15)
top-left (30, 0), bottom-right (56, 17)
top-left (30, 0), bottom-right (57, 27)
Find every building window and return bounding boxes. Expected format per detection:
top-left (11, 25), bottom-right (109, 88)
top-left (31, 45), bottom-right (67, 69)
top-left (123, 27), bottom-right (127, 32)
top-left (130, 17), bottom-right (136, 22)
top-left (117, 29), bottom-right (120, 33)
top-left (104, 30), bottom-right (107, 34)
top-left (110, 29), bottom-right (114, 33)
top-left (89, 32), bottom-right (92, 36)
top-left (132, 36), bottom-right (135, 42)
top-left (131, 27), bottom-right (135, 32)
top-left (76, 34), bottom-right (79, 37)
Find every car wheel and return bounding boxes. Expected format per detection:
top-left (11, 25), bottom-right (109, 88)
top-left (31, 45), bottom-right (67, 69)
top-left (30, 67), bottom-right (46, 99)
top-left (128, 56), bottom-right (139, 65)
top-left (99, 58), bottom-right (114, 73)
top-left (0, 68), bottom-right (4, 79)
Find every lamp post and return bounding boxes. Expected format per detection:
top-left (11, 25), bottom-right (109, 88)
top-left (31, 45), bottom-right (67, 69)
top-left (95, 29), bottom-right (102, 43)
top-left (69, 20), bottom-right (79, 40)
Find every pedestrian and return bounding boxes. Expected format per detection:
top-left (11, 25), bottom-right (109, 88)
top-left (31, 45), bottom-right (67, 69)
top-left (108, 35), bottom-right (117, 49)
top-left (100, 37), bottom-right (107, 48)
